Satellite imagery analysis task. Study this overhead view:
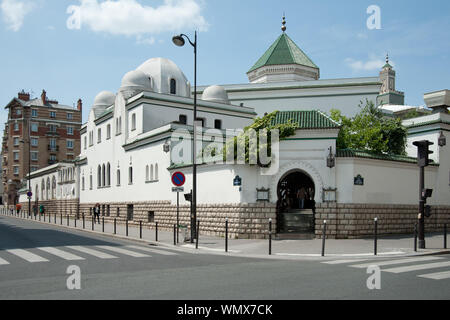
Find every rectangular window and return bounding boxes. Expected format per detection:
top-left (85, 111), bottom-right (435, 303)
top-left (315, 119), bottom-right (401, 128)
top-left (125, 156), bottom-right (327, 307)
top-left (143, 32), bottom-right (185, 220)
top-left (14, 123), bottom-right (19, 131)
top-left (31, 138), bottom-right (38, 147)
top-left (84, 136), bottom-right (87, 150)
top-left (214, 119), bottom-right (222, 130)
top-left (31, 151), bottom-right (38, 161)
top-left (31, 123), bottom-right (38, 132)
top-left (97, 128), bottom-right (101, 143)
top-left (67, 126), bottom-right (74, 135)
top-left (13, 166), bottom-right (19, 175)
top-left (31, 166), bottom-right (39, 172)
top-left (107, 124), bottom-right (111, 140)
top-left (131, 114), bottom-right (136, 131)
top-left (179, 115), bottom-right (187, 125)
top-left (13, 137), bottom-right (19, 146)
top-left (31, 109), bottom-right (38, 117)
top-left (49, 138), bottom-right (57, 148)
top-left (50, 111), bottom-right (56, 118)
top-left (16, 109), bottom-right (22, 116)
top-left (67, 113), bottom-right (73, 120)
top-left (49, 124), bottom-right (57, 133)
top-left (67, 140), bottom-right (74, 149)
top-left (13, 152), bottom-right (19, 161)
top-left (128, 167), bottom-right (133, 185)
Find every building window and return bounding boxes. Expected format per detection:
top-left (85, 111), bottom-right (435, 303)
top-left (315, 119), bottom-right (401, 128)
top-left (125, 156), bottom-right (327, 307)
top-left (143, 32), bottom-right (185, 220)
top-left (117, 170), bottom-right (121, 186)
top-left (97, 128), bottom-right (101, 143)
top-left (82, 177), bottom-right (85, 191)
top-left (67, 154), bottom-right (74, 160)
top-left (16, 109), bottom-right (22, 116)
top-left (67, 140), bottom-right (74, 149)
top-left (170, 79), bottom-right (176, 94)
top-left (116, 117), bottom-right (122, 135)
top-left (31, 138), bottom-right (38, 147)
top-left (145, 165), bottom-right (149, 182)
top-left (50, 111), bottom-right (56, 118)
top-left (214, 119), bottom-right (222, 130)
top-left (49, 124), bottom-right (57, 133)
top-left (179, 115), bottom-right (187, 125)
top-left (89, 174), bottom-right (93, 190)
top-left (155, 164), bottom-right (158, 181)
top-left (128, 167), bottom-right (133, 185)
top-left (32, 109), bottom-right (38, 117)
top-left (31, 123), bottom-right (38, 132)
top-left (102, 164), bottom-right (106, 187)
top-left (97, 165), bottom-right (101, 188)
top-left (14, 123), bottom-right (19, 131)
top-left (107, 124), bottom-right (111, 139)
top-left (13, 152), bottom-right (19, 161)
top-left (89, 131), bottom-right (93, 146)
top-left (131, 114), bottom-right (136, 131)
top-left (67, 113), bottom-right (73, 120)
top-left (31, 166), bottom-right (38, 172)
top-left (67, 126), bottom-right (74, 135)
top-left (31, 152), bottom-right (38, 161)
top-left (13, 137), bottom-right (19, 146)
top-left (13, 166), bottom-right (19, 175)
top-left (107, 163), bottom-right (111, 186)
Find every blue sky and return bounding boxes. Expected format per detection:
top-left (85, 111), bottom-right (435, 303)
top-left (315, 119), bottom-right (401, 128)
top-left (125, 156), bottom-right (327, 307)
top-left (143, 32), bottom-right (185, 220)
top-left (0, 0), bottom-right (449, 129)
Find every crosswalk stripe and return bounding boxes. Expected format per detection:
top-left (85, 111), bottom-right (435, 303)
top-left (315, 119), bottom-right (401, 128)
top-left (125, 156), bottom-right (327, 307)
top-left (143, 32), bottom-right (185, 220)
top-left (96, 246), bottom-right (150, 258)
top-left (383, 261), bottom-right (450, 274)
top-left (0, 256), bottom-right (10, 265)
top-left (349, 256), bottom-right (442, 268)
top-left (66, 246), bottom-right (118, 259)
top-left (37, 247), bottom-right (85, 261)
top-left (322, 259), bottom-right (368, 265)
top-left (417, 270), bottom-right (450, 280)
top-left (126, 245), bottom-right (178, 256)
top-left (7, 249), bottom-right (49, 263)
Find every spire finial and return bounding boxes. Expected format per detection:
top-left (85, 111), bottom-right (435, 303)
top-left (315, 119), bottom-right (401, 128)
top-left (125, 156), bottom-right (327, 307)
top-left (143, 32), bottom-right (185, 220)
top-left (386, 53), bottom-right (389, 64)
top-left (281, 14), bottom-right (286, 32)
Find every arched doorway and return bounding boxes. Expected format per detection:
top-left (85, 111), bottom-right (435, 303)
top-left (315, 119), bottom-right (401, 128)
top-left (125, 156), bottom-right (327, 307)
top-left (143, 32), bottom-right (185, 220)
top-left (276, 170), bottom-right (315, 234)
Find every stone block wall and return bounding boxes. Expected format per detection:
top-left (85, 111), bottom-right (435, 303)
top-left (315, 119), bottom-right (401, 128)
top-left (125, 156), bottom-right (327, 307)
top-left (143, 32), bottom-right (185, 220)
top-left (20, 199), bottom-right (276, 239)
top-left (315, 203), bottom-right (450, 239)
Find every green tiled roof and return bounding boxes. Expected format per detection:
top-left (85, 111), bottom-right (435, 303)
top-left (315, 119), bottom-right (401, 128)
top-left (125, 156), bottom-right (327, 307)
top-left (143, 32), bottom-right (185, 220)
top-left (336, 149), bottom-right (438, 165)
top-left (248, 33), bottom-right (318, 73)
top-left (270, 110), bottom-right (340, 129)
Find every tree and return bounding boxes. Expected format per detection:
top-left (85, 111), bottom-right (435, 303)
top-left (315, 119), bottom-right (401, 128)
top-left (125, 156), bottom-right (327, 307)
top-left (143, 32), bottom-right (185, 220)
top-left (330, 99), bottom-right (407, 155)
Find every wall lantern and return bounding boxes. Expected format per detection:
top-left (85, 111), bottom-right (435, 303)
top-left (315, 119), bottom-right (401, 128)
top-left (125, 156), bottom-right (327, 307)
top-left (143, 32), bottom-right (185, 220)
top-left (438, 131), bottom-right (446, 147)
top-left (163, 140), bottom-right (170, 153)
top-left (256, 188), bottom-right (270, 202)
top-left (326, 146), bottom-right (335, 168)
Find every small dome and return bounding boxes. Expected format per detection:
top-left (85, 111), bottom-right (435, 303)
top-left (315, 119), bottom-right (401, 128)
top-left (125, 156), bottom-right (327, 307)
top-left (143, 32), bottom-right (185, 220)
top-left (136, 57), bottom-right (190, 97)
top-left (120, 70), bottom-right (152, 90)
top-left (93, 91), bottom-right (116, 107)
top-left (202, 85), bottom-right (229, 104)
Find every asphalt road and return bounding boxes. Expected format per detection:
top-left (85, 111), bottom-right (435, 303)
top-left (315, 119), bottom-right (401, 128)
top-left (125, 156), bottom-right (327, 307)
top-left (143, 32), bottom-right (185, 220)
top-left (0, 215), bottom-right (449, 300)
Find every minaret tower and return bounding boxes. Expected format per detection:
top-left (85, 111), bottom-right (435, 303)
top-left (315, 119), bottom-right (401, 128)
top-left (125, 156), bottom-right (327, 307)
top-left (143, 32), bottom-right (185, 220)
top-left (377, 53), bottom-right (405, 106)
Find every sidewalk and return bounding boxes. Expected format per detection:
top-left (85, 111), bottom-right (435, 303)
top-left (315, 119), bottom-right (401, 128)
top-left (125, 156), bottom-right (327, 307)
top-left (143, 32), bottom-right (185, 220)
top-left (2, 210), bottom-right (449, 260)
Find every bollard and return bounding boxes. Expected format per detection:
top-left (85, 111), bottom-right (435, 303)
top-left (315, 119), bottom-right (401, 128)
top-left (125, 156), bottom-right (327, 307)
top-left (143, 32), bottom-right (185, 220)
top-left (102, 217), bottom-right (105, 233)
top-left (444, 224), bottom-right (447, 249)
top-left (225, 218), bottom-right (229, 253)
top-left (39, 213), bottom-right (41, 221)
top-left (139, 221), bottom-right (142, 239)
top-left (114, 219), bottom-right (116, 235)
top-left (60, 214), bottom-right (62, 225)
top-left (374, 217), bottom-right (378, 256)
top-left (269, 218), bottom-right (272, 255)
top-left (414, 223), bottom-right (418, 252)
top-left (126, 220), bottom-right (128, 236)
top-left (83, 214), bottom-right (85, 229)
top-left (155, 222), bottom-right (158, 242)
top-left (92, 216), bottom-right (94, 231)
top-left (67, 215), bottom-right (69, 226)
top-left (75, 217), bottom-right (77, 228)
top-left (196, 221), bottom-right (200, 249)
top-left (173, 224), bottom-right (176, 245)
top-left (54, 214), bottom-right (56, 224)
top-left (321, 220), bottom-right (327, 257)
top-left (44, 213), bottom-right (46, 223)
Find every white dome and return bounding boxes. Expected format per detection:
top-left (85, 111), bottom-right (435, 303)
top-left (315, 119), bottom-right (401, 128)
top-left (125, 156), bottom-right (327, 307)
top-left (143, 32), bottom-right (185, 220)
top-left (201, 85), bottom-right (229, 104)
top-left (120, 70), bottom-right (152, 90)
top-left (93, 91), bottom-right (116, 107)
top-left (136, 57), bottom-right (190, 97)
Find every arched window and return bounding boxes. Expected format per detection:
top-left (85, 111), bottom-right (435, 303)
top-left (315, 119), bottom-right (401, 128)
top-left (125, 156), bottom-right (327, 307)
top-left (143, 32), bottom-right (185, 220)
top-left (35, 185), bottom-right (39, 201)
top-left (117, 170), bottom-right (121, 186)
top-left (107, 163), bottom-right (111, 186)
top-left (129, 167), bottom-right (133, 184)
top-left (170, 79), bottom-right (176, 95)
top-left (150, 164), bottom-right (154, 181)
top-left (145, 165), bottom-right (149, 182)
top-left (82, 176), bottom-right (85, 191)
top-left (155, 164), bottom-right (158, 181)
top-left (131, 113), bottom-right (136, 131)
top-left (97, 165), bottom-right (101, 188)
top-left (52, 176), bottom-right (56, 199)
top-left (107, 124), bottom-right (111, 139)
top-left (89, 174), bottom-right (93, 190)
top-left (46, 177), bottom-right (50, 200)
top-left (41, 179), bottom-right (45, 199)
top-left (102, 164), bottom-right (106, 187)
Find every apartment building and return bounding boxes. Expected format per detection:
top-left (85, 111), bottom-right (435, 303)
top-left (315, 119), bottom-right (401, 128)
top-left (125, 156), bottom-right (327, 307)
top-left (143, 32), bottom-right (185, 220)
top-left (2, 90), bottom-right (82, 205)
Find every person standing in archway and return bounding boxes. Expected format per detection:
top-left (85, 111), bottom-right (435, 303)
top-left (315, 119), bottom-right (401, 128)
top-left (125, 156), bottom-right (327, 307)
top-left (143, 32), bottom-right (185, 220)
top-left (297, 187), bottom-right (306, 209)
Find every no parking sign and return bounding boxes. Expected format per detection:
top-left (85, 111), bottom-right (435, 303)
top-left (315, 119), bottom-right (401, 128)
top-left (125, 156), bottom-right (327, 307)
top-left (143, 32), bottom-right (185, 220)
top-left (171, 171), bottom-right (186, 187)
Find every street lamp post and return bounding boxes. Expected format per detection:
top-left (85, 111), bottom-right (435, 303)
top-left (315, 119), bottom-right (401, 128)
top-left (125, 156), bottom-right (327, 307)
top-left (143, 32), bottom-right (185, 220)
top-left (20, 109), bottom-right (32, 217)
top-left (172, 31), bottom-right (197, 243)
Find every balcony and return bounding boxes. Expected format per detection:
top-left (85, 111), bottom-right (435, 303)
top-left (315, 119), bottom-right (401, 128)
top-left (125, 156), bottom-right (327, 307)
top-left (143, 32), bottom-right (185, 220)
top-left (48, 159), bottom-right (58, 165)
top-left (48, 145), bottom-right (59, 152)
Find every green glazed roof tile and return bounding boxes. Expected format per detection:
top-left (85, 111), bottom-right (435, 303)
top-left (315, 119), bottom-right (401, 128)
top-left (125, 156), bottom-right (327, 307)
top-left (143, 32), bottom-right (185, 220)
top-left (270, 110), bottom-right (340, 129)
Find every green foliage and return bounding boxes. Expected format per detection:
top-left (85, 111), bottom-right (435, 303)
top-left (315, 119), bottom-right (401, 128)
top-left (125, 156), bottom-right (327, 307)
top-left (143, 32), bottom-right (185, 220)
top-left (330, 99), bottom-right (407, 155)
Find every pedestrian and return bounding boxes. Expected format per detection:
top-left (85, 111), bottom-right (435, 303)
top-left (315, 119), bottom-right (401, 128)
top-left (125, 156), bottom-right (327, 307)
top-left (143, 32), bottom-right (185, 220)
top-left (39, 204), bottom-right (45, 216)
top-left (33, 205), bottom-right (37, 217)
top-left (297, 187), bottom-right (306, 209)
top-left (16, 203), bottom-right (22, 214)
top-left (93, 203), bottom-right (101, 224)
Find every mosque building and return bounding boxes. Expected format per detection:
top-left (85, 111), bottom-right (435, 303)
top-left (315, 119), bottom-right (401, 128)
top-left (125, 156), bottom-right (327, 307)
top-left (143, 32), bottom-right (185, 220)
top-left (19, 19), bottom-right (450, 239)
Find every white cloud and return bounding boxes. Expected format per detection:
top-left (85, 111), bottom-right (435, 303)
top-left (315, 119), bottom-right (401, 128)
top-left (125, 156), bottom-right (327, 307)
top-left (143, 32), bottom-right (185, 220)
top-left (67, 0), bottom-right (208, 40)
top-left (0, 0), bottom-right (34, 31)
top-left (345, 54), bottom-right (394, 72)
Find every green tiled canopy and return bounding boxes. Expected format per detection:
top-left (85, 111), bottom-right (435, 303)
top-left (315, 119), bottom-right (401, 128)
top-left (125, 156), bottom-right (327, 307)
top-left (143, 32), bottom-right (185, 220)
top-left (248, 33), bottom-right (318, 73)
top-left (270, 110), bottom-right (340, 129)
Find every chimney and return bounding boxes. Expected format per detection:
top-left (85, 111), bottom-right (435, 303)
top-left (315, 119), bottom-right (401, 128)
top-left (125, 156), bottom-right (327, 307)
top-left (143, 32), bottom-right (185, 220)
top-left (77, 99), bottom-right (82, 112)
top-left (41, 90), bottom-right (47, 105)
top-left (18, 90), bottom-right (30, 101)
top-left (424, 90), bottom-right (450, 114)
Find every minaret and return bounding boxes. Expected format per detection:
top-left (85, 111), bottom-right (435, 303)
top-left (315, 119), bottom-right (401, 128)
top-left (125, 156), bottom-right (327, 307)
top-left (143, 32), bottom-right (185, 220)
top-left (377, 53), bottom-right (405, 106)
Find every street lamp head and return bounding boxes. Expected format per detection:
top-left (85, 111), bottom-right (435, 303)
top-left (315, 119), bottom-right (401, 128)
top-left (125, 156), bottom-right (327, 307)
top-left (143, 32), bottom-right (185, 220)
top-left (172, 35), bottom-right (185, 47)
